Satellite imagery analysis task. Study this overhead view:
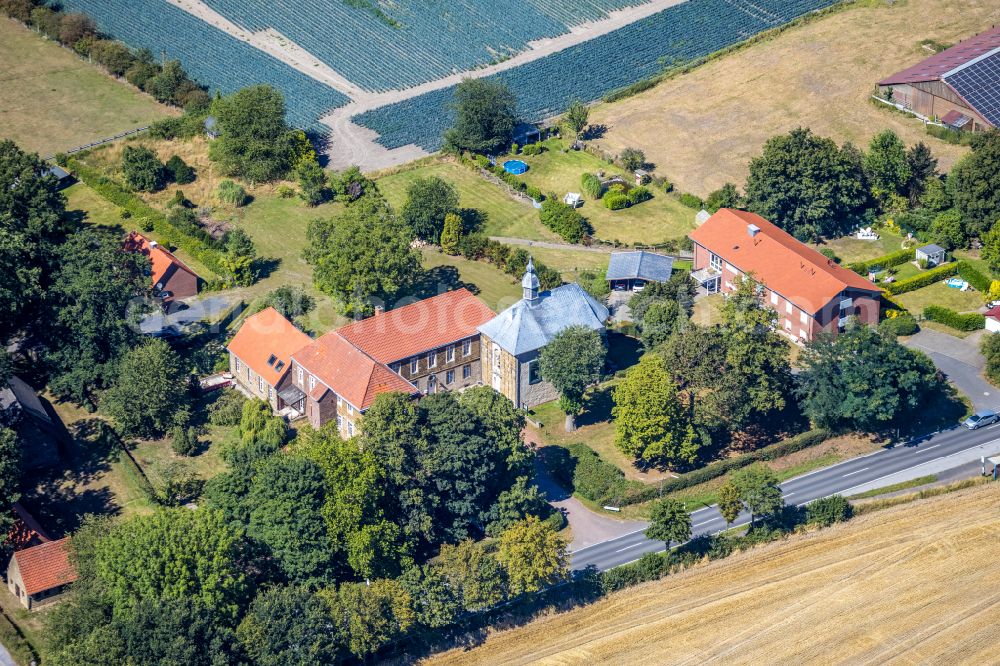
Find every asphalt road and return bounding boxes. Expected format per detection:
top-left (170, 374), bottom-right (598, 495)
top-left (571, 422), bottom-right (1000, 571)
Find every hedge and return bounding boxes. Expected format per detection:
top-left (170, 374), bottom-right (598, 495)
top-left (847, 248), bottom-right (914, 275)
top-left (956, 261), bottom-right (991, 292)
top-left (883, 263), bottom-right (958, 295)
top-left (922, 305), bottom-right (985, 332)
top-left (67, 158), bottom-right (225, 279)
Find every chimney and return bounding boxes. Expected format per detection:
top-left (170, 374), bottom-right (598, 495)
top-left (373, 305), bottom-right (385, 315)
top-left (149, 240), bottom-right (159, 248)
top-left (747, 224), bottom-right (760, 238)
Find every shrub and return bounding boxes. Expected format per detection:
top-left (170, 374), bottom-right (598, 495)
top-left (208, 389), bottom-right (247, 426)
top-left (678, 192), bottom-right (703, 209)
top-left (847, 248), bottom-right (915, 275)
top-left (276, 184), bottom-right (295, 198)
top-left (581, 173), bottom-right (604, 199)
top-left (566, 443), bottom-right (645, 506)
top-left (883, 263), bottom-right (958, 295)
top-left (170, 426), bottom-right (199, 456)
top-left (474, 154), bottom-right (491, 169)
top-left (922, 305), bottom-right (985, 331)
top-left (819, 248), bottom-right (839, 263)
top-left (525, 185), bottom-right (544, 201)
top-left (604, 193), bottom-right (629, 210)
top-left (618, 147), bottom-right (646, 171)
top-left (217, 180), bottom-right (249, 207)
top-left (626, 186), bottom-right (652, 205)
top-left (164, 155), bottom-right (195, 184)
top-left (121, 146), bottom-right (166, 192)
top-left (521, 143), bottom-right (543, 156)
top-left (539, 198), bottom-right (591, 243)
top-left (805, 495), bottom-right (852, 526)
top-left (956, 261), bottom-right (991, 293)
top-left (878, 312), bottom-right (918, 336)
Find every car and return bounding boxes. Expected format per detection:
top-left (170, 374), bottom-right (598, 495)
top-left (963, 410), bottom-right (998, 430)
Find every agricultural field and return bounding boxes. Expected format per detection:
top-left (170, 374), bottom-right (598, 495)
top-left (0, 19), bottom-right (174, 156)
top-left (588, 0), bottom-right (1000, 195)
top-left (430, 482), bottom-right (1000, 665)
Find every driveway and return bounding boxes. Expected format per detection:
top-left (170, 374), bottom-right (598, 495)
top-left (904, 329), bottom-right (998, 411)
top-left (139, 295), bottom-right (235, 336)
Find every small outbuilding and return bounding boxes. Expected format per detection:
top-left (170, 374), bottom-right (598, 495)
top-left (512, 122), bottom-right (541, 146)
top-left (204, 115), bottom-right (220, 139)
top-left (43, 165), bottom-right (74, 190)
top-left (563, 192), bottom-right (581, 208)
top-left (606, 250), bottom-right (674, 291)
top-left (7, 538), bottom-right (77, 610)
top-left (985, 305), bottom-right (1000, 333)
top-left (916, 243), bottom-right (947, 267)
top-left (695, 209), bottom-right (711, 226)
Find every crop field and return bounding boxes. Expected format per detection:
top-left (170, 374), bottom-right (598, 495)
top-left (0, 19), bottom-right (174, 156)
top-left (588, 0), bottom-right (1000, 195)
top-left (430, 482), bottom-right (1000, 665)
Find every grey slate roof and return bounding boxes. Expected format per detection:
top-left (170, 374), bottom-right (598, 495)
top-left (917, 243), bottom-right (946, 255)
top-left (478, 283), bottom-right (609, 356)
top-left (605, 251), bottom-right (674, 283)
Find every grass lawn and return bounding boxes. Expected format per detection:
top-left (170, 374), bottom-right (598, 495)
top-left (896, 282), bottom-right (984, 314)
top-left (376, 158), bottom-right (558, 241)
top-left (526, 246), bottom-right (610, 281)
top-left (812, 230), bottom-right (908, 265)
top-left (516, 138), bottom-right (696, 245)
top-left (691, 293), bottom-right (724, 327)
top-left (420, 248), bottom-right (522, 312)
top-left (0, 20), bottom-right (176, 157)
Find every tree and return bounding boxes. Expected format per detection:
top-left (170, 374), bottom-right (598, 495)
top-left (796, 323), bottom-right (939, 432)
top-left (101, 338), bottom-right (191, 438)
top-left (717, 481), bottom-right (742, 526)
top-left (730, 463), bottom-right (783, 525)
top-left (46, 228), bottom-right (150, 405)
top-left (297, 159), bottom-right (328, 206)
top-left (398, 564), bottom-right (461, 629)
top-left (645, 498), bottom-right (692, 551)
top-left (324, 580), bottom-right (414, 659)
top-left (639, 299), bottom-right (682, 349)
top-left (221, 227), bottom-right (257, 287)
top-left (237, 586), bottom-right (343, 666)
top-left (121, 146), bottom-right (166, 192)
top-left (443, 78), bottom-right (517, 154)
top-left (618, 147), bottom-right (646, 172)
top-left (564, 99), bottom-right (589, 139)
top-left (0, 429), bottom-right (21, 554)
top-left (217, 179), bottom-right (249, 206)
top-left (90, 40), bottom-right (135, 77)
top-left (930, 208), bottom-right (966, 250)
top-left (538, 198), bottom-right (591, 243)
top-left (705, 182), bottom-right (742, 213)
top-left (538, 325), bottom-right (606, 431)
top-left (612, 354), bottom-right (700, 468)
top-left (983, 333), bottom-right (1000, 386)
top-left (164, 154), bottom-right (195, 184)
top-left (440, 211), bottom-right (462, 255)
top-left (58, 12), bottom-right (95, 46)
top-left (459, 385), bottom-right (532, 477)
top-left (905, 141), bottom-right (938, 204)
top-left (260, 284), bottom-right (315, 320)
top-left (744, 128), bottom-right (868, 240)
top-left (306, 193), bottom-right (420, 316)
top-left (436, 539), bottom-right (507, 611)
top-left (91, 508), bottom-right (249, 620)
top-left (485, 476), bottom-right (549, 536)
top-left (660, 324), bottom-right (726, 415)
top-left (209, 85), bottom-right (295, 183)
top-left (400, 176), bottom-right (459, 242)
top-left (145, 60), bottom-right (188, 105)
top-left (949, 130), bottom-right (1000, 237)
top-left (863, 129), bottom-right (911, 206)
top-left (495, 516), bottom-right (568, 595)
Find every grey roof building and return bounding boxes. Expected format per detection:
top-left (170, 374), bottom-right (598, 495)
top-left (605, 251), bottom-right (674, 290)
top-left (915, 243), bottom-right (947, 266)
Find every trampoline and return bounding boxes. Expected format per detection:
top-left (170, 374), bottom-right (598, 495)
top-left (503, 159), bottom-right (528, 175)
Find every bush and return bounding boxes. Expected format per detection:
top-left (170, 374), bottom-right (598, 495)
top-left (678, 192), bottom-right (703, 209)
top-left (819, 248), bottom-right (839, 263)
top-left (847, 248), bottom-right (914, 275)
top-left (521, 143), bottom-right (544, 156)
top-left (276, 184), bottom-right (295, 198)
top-left (581, 173), bottom-right (604, 199)
top-left (618, 147), bottom-right (646, 172)
top-left (217, 180), bottom-right (249, 206)
top-left (878, 312), bottom-right (918, 336)
top-left (525, 185), bottom-right (544, 201)
top-left (208, 389), bottom-right (247, 426)
top-left (956, 261), bottom-right (991, 292)
top-left (564, 443), bottom-right (647, 507)
top-left (164, 155), bottom-right (195, 184)
top-left (626, 186), bottom-right (652, 205)
top-left (121, 146), bottom-right (166, 192)
top-left (170, 426), bottom-right (199, 456)
top-left (604, 193), bottom-right (629, 210)
top-left (883, 263), bottom-right (958, 295)
top-left (805, 495), bottom-right (852, 526)
top-left (539, 198), bottom-right (591, 243)
top-left (922, 305), bottom-right (985, 331)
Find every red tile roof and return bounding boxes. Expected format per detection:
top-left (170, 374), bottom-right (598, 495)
top-left (336, 288), bottom-right (495, 364)
top-left (689, 209), bottom-right (881, 314)
top-left (124, 232), bottom-right (199, 294)
top-left (227, 307), bottom-right (313, 387)
top-left (985, 305), bottom-right (1000, 320)
top-left (878, 27), bottom-right (1000, 85)
top-left (14, 538), bottom-right (77, 595)
top-left (293, 332), bottom-right (417, 410)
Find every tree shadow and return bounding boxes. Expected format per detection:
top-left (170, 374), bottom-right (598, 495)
top-left (606, 331), bottom-right (642, 373)
top-left (407, 265), bottom-right (479, 300)
top-left (254, 256), bottom-right (282, 280)
top-left (582, 124), bottom-right (607, 140)
top-left (459, 208), bottom-right (486, 234)
top-left (577, 385), bottom-right (614, 428)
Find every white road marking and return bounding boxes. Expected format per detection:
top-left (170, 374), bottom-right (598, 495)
top-left (614, 542), bottom-right (648, 553)
top-left (921, 444), bottom-right (941, 450)
top-left (841, 467), bottom-right (869, 477)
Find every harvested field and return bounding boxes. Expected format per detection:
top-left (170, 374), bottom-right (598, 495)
top-left (589, 0), bottom-right (1000, 196)
top-left (0, 18), bottom-right (174, 156)
top-left (429, 482), bottom-right (1000, 665)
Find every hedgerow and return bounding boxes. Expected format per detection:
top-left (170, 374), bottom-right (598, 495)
top-left (922, 305), bottom-right (985, 332)
top-left (882, 263), bottom-right (958, 295)
top-left (956, 261), bottom-right (991, 292)
top-left (847, 248), bottom-right (914, 275)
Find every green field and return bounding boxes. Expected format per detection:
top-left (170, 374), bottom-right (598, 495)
top-left (896, 281), bottom-right (984, 314)
top-left (0, 19), bottom-right (174, 156)
top-left (811, 230), bottom-right (908, 265)
top-left (420, 248), bottom-right (521, 312)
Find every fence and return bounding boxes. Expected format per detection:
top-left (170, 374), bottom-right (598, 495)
top-left (46, 125), bottom-right (150, 161)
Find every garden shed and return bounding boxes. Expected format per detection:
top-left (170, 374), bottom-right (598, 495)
top-left (916, 243), bottom-right (946, 267)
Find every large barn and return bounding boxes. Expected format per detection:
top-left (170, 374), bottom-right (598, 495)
top-left (877, 26), bottom-right (1000, 132)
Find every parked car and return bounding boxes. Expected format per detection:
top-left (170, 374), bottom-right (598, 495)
top-left (963, 410), bottom-right (998, 430)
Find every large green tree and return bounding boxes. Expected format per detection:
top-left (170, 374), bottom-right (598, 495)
top-left (101, 338), bottom-right (191, 438)
top-left (730, 463), bottom-right (784, 525)
top-left (237, 586), bottom-right (344, 665)
top-left (0, 429), bottom-right (21, 555)
top-left (538, 325), bottom-right (606, 431)
top-left (209, 84), bottom-right (295, 183)
top-left (863, 129), bottom-right (911, 206)
top-left (949, 130), bottom-right (1000, 237)
top-left (613, 354), bottom-right (700, 468)
top-left (645, 498), bottom-right (692, 551)
top-left (400, 176), bottom-right (460, 242)
top-left (121, 145), bottom-right (166, 192)
top-left (305, 193), bottom-right (421, 316)
top-left (443, 78), bottom-right (518, 154)
top-left (563, 99), bottom-right (590, 139)
top-left (796, 322), bottom-right (939, 432)
top-left (495, 516), bottom-right (568, 595)
top-left (46, 228), bottom-right (151, 405)
top-left (323, 579), bottom-right (414, 660)
top-left (744, 127), bottom-right (869, 240)
top-left (905, 141), bottom-right (938, 205)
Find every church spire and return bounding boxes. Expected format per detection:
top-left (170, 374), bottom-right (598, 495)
top-left (522, 256), bottom-right (540, 303)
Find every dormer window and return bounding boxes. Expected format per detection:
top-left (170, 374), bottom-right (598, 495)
top-left (266, 354), bottom-right (277, 367)
top-left (274, 361), bottom-right (285, 372)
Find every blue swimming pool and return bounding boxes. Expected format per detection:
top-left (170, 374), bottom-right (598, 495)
top-left (503, 159), bottom-right (529, 175)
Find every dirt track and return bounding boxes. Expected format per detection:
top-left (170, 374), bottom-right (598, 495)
top-left (429, 482), bottom-right (1000, 665)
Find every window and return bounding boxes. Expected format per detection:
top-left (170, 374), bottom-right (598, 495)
top-left (258, 377), bottom-right (264, 392)
top-left (799, 329), bottom-right (808, 340)
top-left (446, 346), bottom-right (455, 363)
top-left (336, 395), bottom-right (342, 406)
top-left (336, 415), bottom-right (343, 429)
top-left (297, 367), bottom-right (303, 384)
top-left (347, 421), bottom-right (355, 436)
top-left (410, 358), bottom-right (419, 373)
top-left (427, 353), bottom-right (437, 368)
top-left (528, 360), bottom-right (541, 384)
top-left (274, 361), bottom-right (284, 372)
top-left (347, 402), bottom-right (354, 415)
top-left (770, 292), bottom-right (778, 306)
top-left (446, 369), bottom-right (455, 384)
top-left (799, 311), bottom-right (808, 325)
top-left (268, 386), bottom-right (274, 400)
top-left (266, 354), bottom-right (277, 367)
top-left (785, 301), bottom-right (793, 315)
top-left (463, 339), bottom-right (472, 356)
top-left (247, 367), bottom-right (251, 381)
top-left (784, 320), bottom-right (792, 330)
top-left (235, 358), bottom-right (241, 373)
top-left (309, 375), bottom-right (316, 391)
top-left (710, 253), bottom-right (722, 271)
top-left (463, 364), bottom-right (471, 379)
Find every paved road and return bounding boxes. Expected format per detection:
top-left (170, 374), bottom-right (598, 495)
top-left (0, 642), bottom-right (14, 666)
top-left (571, 423), bottom-right (1000, 571)
top-left (904, 329), bottom-right (996, 411)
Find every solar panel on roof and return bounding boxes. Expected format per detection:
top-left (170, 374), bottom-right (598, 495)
top-left (944, 50), bottom-right (1000, 127)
